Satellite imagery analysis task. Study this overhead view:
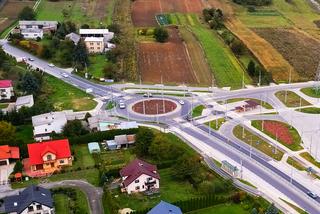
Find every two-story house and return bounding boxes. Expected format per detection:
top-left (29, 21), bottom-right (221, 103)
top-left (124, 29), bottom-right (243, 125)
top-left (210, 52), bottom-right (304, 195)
top-left (0, 145), bottom-right (19, 166)
top-left (25, 139), bottom-right (72, 177)
top-left (17, 20), bottom-right (58, 39)
top-left (0, 80), bottom-right (14, 101)
top-left (4, 185), bottom-right (54, 214)
top-left (120, 159), bottom-right (160, 194)
top-left (79, 29), bottom-right (115, 53)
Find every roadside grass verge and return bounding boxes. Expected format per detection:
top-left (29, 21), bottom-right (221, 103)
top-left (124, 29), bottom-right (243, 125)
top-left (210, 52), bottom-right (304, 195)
top-left (205, 118), bottom-right (226, 130)
top-left (233, 125), bottom-right (284, 161)
top-left (297, 107), bottom-right (320, 114)
top-left (237, 179), bottom-right (257, 189)
top-left (280, 198), bottom-right (308, 214)
top-left (251, 120), bottom-right (303, 151)
top-left (300, 87), bottom-right (320, 98)
top-left (300, 152), bottom-right (320, 168)
top-left (44, 75), bottom-right (97, 111)
top-left (286, 157), bottom-right (305, 171)
top-left (275, 91), bottom-right (311, 107)
top-left (192, 105), bottom-right (205, 117)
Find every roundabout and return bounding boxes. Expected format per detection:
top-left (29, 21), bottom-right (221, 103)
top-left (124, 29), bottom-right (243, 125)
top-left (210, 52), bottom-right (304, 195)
top-left (132, 98), bottom-right (177, 115)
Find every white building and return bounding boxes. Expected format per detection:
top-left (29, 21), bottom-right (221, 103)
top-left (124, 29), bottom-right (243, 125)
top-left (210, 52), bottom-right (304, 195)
top-left (32, 111), bottom-right (69, 141)
top-left (0, 80), bottom-right (14, 100)
top-left (79, 28), bottom-right (114, 38)
top-left (21, 28), bottom-right (43, 39)
top-left (15, 95), bottom-right (34, 111)
top-left (120, 159), bottom-right (160, 194)
top-left (79, 28), bottom-right (115, 53)
top-left (19, 20), bottom-right (58, 32)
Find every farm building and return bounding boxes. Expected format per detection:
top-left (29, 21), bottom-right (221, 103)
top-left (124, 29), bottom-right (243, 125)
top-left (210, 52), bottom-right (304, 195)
top-left (88, 142), bottom-right (101, 154)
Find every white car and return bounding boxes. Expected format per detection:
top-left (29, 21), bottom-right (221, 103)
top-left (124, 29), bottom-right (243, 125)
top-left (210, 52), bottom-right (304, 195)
top-left (143, 92), bottom-right (153, 97)
top-left (178, 100), bottom-right (185, 105)
top-left (86, 88), bottom-right (93, 93)
top-left (119, 102), bottom-right (126, 109)
top-left (61, 73), bottom-right (69, 78)
top-left (28, 58), bottom-right (35, 61)
top-left (48, 63), bottom-right (55, 67)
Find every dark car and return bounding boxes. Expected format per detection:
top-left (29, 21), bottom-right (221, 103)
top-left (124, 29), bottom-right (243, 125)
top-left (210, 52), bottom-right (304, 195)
top-left (307, 191), bottom-right (318, 199)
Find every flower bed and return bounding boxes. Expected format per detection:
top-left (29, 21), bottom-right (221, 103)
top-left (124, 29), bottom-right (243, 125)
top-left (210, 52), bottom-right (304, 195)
top-left (263, 121), bottom-right (293, 145)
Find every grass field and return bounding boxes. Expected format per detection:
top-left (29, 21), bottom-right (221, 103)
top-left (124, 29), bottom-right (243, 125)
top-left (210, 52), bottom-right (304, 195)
top-left (300, 152), bottom-right (320, 168)
top-left (72, 145), bottom-right (96, 169)
top-left (301, 87), bottom-right (320, 98)
top-left (275, 91), bottom-right (311, 108)
top-left (192, 105), bottom-right (205, 117)
top-left (286, 157), bottom-right (305, 171)
top-left (0, 103), bottom-right (8, 109)
top-left (53, 194), bottom-right (69, 214)
top-left (233, 125), bottom-right (284, 161)
top-left (187, 203), bottom-right (248, 214)
top-left (170, 13), bottom-right (251, 88)
top-left (44, 75), bottom-right (97, 111)
top-left (88, 55), bottom-right (109, 78)
top-left (252, 120), bottom-right (303, 151)
top-left (205, 118), bottom-right (226, 130)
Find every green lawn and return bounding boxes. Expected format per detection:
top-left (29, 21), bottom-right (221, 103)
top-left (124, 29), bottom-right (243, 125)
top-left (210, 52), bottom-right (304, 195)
top-left (286, 157), bottom-right (305, 171)
top-left (300, 152), bottom-right (320, 168)
top-left (44, 75), bottom-right (97, 111)
top-left (233, 125), bottom-right (284, 161)
top-left (88, 55), bottom-right (109, 78)
top-left (170, 13), bottom-right (251, 89)
top-left (72, 145), bottom-right (96, 169)
top-left (0, 103), bottom-right (9, 109)
top-left (53, 194), bottom-right (69, 214)
top-left (252, 120), bottom-right (303, 151)
top-left (192, 105), bottom-right (205, 117)
top-left (205, 118), bottom-right (226, 130)
top-left (187, 203), bottom-right (249, 214)
top-left (98, 149), bottom-right (136, 171)
top-left (300, 87), bottom-right (320, 98)
top-left (275, 91), bottom-right (311, 108)
top-left (298, 107), bottom-right (320, 114)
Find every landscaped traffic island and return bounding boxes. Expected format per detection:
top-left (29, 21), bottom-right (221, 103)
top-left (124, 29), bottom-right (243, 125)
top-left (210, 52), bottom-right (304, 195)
top-left (251, 120), bottom-right (303, 151)
top-left (132, 99), bottom-right (177, 115)
top-left (275, 91), bottom-right (310, 108)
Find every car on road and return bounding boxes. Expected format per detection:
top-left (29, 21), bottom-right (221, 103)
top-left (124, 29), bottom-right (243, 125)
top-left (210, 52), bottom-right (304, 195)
top-left (178, 100), bottom-right (185, 105)
top-left (28, 58), bottom-right (35, 61)
top-left (119, 102), bottom-right (126, 109)
top-left (48, 63), bottom-right (55, 67)
top-left (185, 114), bottom-right (192, 121)
top-left (143, 92), bottom-right (153, 97)
top-left (86, 88), bottom-right (93, 93)
top-left (61, 73), bottom-right (69, 78)
top-left (307, 191), bottom-right (318, 199)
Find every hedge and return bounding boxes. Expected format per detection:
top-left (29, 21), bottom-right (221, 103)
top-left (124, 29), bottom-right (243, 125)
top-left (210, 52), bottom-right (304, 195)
top-left (68, 128), bottom-right (139, 144)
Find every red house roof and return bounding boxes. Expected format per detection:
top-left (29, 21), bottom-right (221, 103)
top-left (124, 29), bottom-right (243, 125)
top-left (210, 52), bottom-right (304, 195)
top-left (27, 139), bottom-right (71, 165)
top-left (120, 159), bottom-right (160, 187)
top-left (0, 145), bottom-right (20, 160)
top-left (0, 80), bottom-right (12, 88)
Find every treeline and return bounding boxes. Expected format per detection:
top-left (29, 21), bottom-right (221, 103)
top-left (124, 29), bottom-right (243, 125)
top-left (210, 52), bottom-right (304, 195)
top-left (232, 0), bottom-right (272, 6)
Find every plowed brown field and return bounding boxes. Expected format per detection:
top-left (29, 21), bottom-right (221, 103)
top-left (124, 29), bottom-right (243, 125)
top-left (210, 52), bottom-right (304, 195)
top-left (132, 0), bottom-right (204, 26)
top-left (138, 27), bottom-right (197, 84)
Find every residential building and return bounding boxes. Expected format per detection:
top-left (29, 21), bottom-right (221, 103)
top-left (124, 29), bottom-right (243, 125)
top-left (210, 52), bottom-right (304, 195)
top-left (21, 28), bottom-right (43, 39)
top-left (106, 134), bottom-right (135, 150)
top-left (65, 32), bottom-right (81, 45)
top-left (19, 20), bottom-right (58, 32)
top-left (0, 80), bottom-right (14, 100)
top-left (99, 121), bottom-right (138, 132)
top-left (31, 111), bottom-right (68, 141)
top-left (4, 185), bottom-right (54, 214)
top-left (24, 139), bottom-right (72, 177)
top-left (84, 37), bottom-right (105, 53)
top-left (15, 95), bottom-right (34, 111)
top-left (120, 159), bottom-right (160, 194)
top-left (147, 201), bottom-right (182, 214)
top-left (0, 145), bottom-right (19, 166)
top-left (79, 28), bottom-right (113, 38)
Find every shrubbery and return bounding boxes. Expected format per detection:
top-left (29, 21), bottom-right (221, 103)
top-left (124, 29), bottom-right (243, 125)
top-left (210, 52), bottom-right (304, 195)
top-left (232, 0), bottom-right (272, 6)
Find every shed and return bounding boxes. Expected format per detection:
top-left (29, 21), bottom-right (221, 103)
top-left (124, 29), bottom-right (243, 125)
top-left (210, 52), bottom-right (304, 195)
top-left (106, 140), bottom-right (118, 150)
top-left (88, 142), bottom-right (101, 154)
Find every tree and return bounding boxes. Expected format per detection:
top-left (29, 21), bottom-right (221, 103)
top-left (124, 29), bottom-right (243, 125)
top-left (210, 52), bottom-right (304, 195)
top-left (149, 135), bottom-right (183, 161)
top-left (0, 121), bottom-right (16, 145)
top-left (172, 154), bottom-right (201, 180)
top-left (73, 40), bottom-right (89, 68)
top-left (62, 120), bottom-right (89, 137)
top-left (40, 45), bottom-right (53, 59)
top-left (265, 203), bottom-right (279, 214)
top-left (247, 60), bottom-right (256, 76)
top-left (20, 72), bottom-right (41, 95)
top-left (230, 39), bottom-right (244, 55)
top-left (0, 48), bottom-right (8, 68)
top-left (154, 27), bottom-right (169, 43)
top-left (134, 127), bottom-right (154, 157)
top-left (103, 63), bottom-right (118, 79)
top-left (107, 23), bottom-right (121, 34)
top-left (81, 24), bottom-right (90, 29)
top-left (18, 6), bottom-right (36, 20)
top-left (251, 208), bottom-right (258, 214)
top-left (13, 160), bottom-right (23, 173)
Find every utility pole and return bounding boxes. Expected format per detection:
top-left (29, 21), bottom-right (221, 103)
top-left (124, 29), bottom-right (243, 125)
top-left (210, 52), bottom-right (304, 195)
top-left (258, 67), bottom-right (261, 87)
top-left (209, 120), bottom-right (211, 136)
top-left (240, 159), bottom-right (243, 179)
top-left (161, 75), bottom-right (165, 113)
top-left (242, 70), bottom-right (245, 89)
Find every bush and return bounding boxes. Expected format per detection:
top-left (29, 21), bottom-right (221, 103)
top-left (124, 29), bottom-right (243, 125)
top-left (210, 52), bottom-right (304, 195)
top-left (154, 27), bottom-right (169, 43)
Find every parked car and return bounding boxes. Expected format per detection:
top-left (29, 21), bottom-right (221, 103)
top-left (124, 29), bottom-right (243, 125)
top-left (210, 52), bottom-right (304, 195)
top-left (143, 92), bottom-right (153, 97)
top-left (307, 191), bottom-right (318, 199)
top-left (178, 100), bottom-right (185, 105)
top-left (48, 63), bottom-right (55, 67)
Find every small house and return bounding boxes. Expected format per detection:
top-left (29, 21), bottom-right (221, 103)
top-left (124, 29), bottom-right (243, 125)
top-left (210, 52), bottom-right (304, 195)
top-left (0, 80), bottom-right (14, 100)
top-left (0, 145), bottom-right (19, 166)
top-left (88, 142), bottom-right (101, 154)
top-left (15, 95), bottom-right (34, 111)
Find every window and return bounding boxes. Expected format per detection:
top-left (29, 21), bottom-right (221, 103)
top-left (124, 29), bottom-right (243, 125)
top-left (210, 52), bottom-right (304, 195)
top-left (28, 206), bottom-right (34, 212)
top-left (90, 42), bottom-right (94, 45)
top-left (148, 177), bottom-right (153, 181)
top-left (59, 160), bottom-right (64, 164)
top-left (36, 204), bottom-right (42, 210)
top-left (47, 154), bottom-right (52, 161)
top-left (135, 179), bottom-right (139, 183)
top-left (135, 186), bottom-right (140, 190)
top-left (97, 47), bottom-right (100, 49)
top-left (90, 47), bottom-right (94, 49)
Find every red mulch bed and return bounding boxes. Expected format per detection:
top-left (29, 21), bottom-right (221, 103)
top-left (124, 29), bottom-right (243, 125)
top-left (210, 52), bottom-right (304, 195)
top-left (262, 121), bottom-right (293, 145)
top-left (132, 99), bottom-right (177, 115)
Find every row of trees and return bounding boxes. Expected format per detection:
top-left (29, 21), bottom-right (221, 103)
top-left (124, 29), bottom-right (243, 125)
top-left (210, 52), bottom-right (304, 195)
top-left (232, 0), bottom-right (272, 6)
